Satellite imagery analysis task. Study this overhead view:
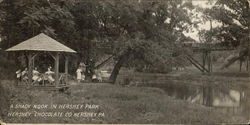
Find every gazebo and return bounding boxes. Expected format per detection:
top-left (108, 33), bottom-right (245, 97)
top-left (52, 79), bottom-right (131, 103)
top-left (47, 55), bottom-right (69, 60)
top-left (6, 33), bottom-right (76, 87)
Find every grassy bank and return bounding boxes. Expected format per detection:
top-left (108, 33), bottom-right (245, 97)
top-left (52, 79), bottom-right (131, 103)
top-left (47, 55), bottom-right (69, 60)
top-left (116, 68), bottom-right (250, 91)
top-left (0, 80), bottom-right (247, 124)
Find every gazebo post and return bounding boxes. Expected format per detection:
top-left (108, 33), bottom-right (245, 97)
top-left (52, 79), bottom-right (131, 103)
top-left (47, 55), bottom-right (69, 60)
top-left (55, 52), bottom-right (60, 86)
top-left (28, 52), bottom-right (32, 85)
top-left (65, 55), bottom-right (69, 84)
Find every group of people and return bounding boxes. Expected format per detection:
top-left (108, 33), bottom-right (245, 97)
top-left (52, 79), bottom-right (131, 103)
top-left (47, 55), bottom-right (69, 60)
top-left (76, 64), bottom-right (102, 83)
top-left (16, 63), bottom-right (104, 84)
top-left (16, 66), bottom-right (55, 84)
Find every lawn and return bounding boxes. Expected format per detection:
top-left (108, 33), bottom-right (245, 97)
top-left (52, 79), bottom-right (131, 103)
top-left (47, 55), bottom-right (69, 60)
top-left (0, 80), bottom-right (247, 124)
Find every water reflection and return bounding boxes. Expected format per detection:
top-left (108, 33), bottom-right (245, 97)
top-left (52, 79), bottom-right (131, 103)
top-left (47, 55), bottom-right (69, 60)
top-left (213, 90), bottom-right (241, 107)
top-left (140, 83), bottom-right (249, 118)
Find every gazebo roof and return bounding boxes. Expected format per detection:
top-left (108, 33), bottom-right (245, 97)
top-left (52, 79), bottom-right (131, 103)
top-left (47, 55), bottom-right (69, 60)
top-left (6, 33), bottom-right (76, 53)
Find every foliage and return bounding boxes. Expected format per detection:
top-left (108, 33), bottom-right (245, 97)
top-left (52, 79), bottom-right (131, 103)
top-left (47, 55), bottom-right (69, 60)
top-left (199, 0), bottom-right (249, 47)
top-left (0, 0), bottom-right (196, 82)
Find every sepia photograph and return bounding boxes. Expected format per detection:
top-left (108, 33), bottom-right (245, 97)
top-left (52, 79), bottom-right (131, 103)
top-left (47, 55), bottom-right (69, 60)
top-left (0, 0), bottom-right (249, 124)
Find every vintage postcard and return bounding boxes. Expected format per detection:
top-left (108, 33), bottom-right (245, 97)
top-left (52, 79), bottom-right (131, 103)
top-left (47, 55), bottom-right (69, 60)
top-left (0, 0), bottom-right (249, 124)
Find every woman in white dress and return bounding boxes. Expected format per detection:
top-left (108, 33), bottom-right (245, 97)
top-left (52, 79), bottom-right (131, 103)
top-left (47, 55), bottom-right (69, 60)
top-left (21, 68), bottom-right (28, 83)
top-left (76, 67), bottom-right (82, 83)
top-left (32, 67), bottom-right (42, 82)
top-left (45, 67), bottom-right (55, 84)
top-left (16, 69), bottom-right (21, 80)
top-left (16, 69), bottom-right (22, 85)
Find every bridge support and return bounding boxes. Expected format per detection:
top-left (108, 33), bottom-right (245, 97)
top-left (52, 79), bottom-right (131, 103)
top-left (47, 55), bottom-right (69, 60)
top-left (186, 54), bottom-right (209, 73)
top-left (247, 55), bottom-right (250, 71)
top-left (202, 51), bottom-right (212, 73)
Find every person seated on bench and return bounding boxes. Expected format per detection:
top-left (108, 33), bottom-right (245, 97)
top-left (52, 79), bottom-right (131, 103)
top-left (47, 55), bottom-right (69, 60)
top-left (21, 68), bottom-right (28, 84)
top-left (92, 69), bottom-right (102, 82)
top-left (16, 69), bottom-right (22, 85)
top-left (96, 70), bottom-right (102, 82)
top-left (32, 67), bottom-right (42, 83)
top-left (45, 67), bottom-right (55, 84)
top-left (16, 69), bottom-right (21, 81)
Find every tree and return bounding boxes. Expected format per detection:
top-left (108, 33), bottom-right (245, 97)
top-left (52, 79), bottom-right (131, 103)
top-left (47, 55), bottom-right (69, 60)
top-left (199, 0), bottom-right (249, 70)
top-left (0, 0), bottom-right (77, 70)
top-left (101, 0), bottom-right (195, 82)
top-left (200, 0), bottom-right (249, 47)
top-left (0, 0), bottom-right (75, 47)
top-left (0, 0), bottom-right (195, 83)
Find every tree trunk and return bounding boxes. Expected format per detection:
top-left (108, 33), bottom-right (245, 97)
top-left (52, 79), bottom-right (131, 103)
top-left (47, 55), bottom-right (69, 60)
top-left (239, 59), bottom-right (242, 72)
top-left (109, 52), bottom-right (130, 83)
top-left (85, 58), bottom-right (95, 81)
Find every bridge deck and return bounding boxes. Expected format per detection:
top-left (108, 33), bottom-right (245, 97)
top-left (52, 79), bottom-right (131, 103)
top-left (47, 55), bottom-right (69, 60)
top-left (192, 47), bottom-right (235, 51)
top-left (183, 43), bottom-right (236, 52)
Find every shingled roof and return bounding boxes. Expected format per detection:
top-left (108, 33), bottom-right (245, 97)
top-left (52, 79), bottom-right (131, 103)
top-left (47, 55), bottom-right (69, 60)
top-left (6, 33), bottom-right (76, 53)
